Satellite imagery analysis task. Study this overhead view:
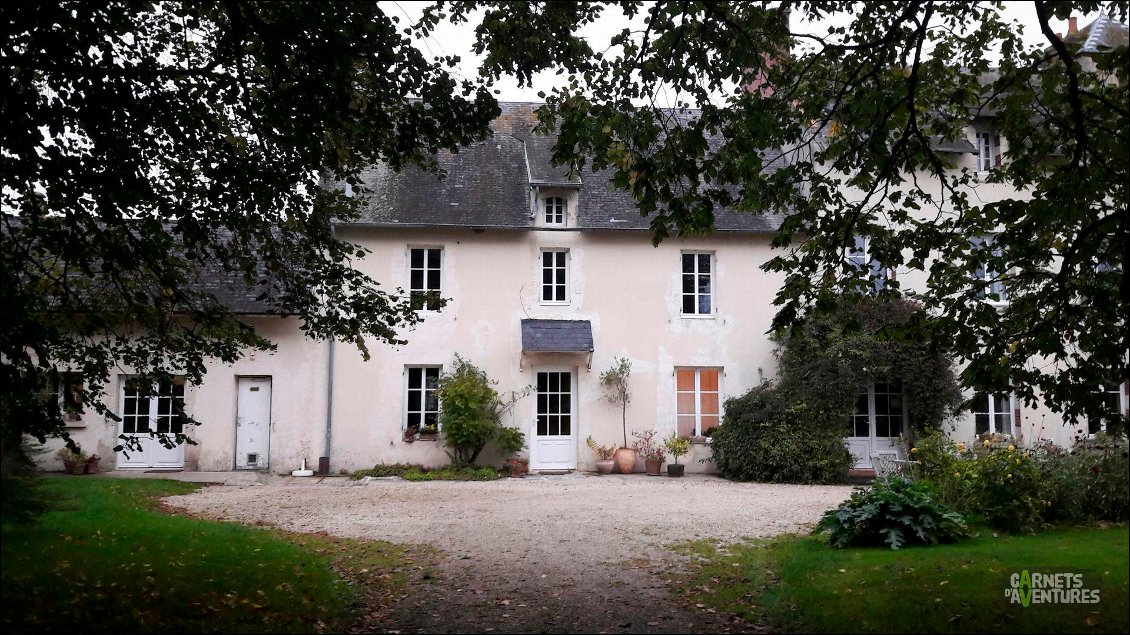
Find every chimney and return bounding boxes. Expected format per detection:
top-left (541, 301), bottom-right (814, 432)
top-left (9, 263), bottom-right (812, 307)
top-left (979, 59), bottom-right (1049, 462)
top-left (1068, 16), bottom-right (1078, 35)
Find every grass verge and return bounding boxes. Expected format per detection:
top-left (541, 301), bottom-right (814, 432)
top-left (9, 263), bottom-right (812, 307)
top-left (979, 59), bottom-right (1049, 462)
top-left (1, 477), bottom-right (435, 633)
top-left (350, 462), bottom-right (502, 481)
top-left (670, 526), bottom-right (1129, 634)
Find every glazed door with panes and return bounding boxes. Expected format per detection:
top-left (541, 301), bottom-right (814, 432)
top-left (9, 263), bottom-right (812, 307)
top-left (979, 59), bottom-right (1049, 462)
top-left (531, 370), bottom-right (576, 471)
top-left (846, 380), bottom-right (905, 469)
top-left (117, 378), bottom-right (186, 469)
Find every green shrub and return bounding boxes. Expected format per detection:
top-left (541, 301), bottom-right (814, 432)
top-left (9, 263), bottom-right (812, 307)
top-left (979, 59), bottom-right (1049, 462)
top-left (816, 477), bottom-right (969, 549)
top-left (914, 431), bottom-right (1043, 532)
top-left (434, 355), bottom-right (528, 466)
top-left (350, 463), bottom-right (501, 481)
top-left (710, 384), bottom-right (853, 484)
top-left (1037, 438), bottom-right (1129, 523)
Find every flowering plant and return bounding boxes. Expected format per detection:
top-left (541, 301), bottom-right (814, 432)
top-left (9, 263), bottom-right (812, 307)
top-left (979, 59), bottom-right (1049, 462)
top-left (663, 434), bottom-right (691, 465)
top-left (631, 429), bottom-right (666, 463)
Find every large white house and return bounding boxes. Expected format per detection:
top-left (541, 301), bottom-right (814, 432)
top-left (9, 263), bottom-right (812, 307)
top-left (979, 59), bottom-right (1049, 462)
top-left (39, 15), bottom-right (1129, 475)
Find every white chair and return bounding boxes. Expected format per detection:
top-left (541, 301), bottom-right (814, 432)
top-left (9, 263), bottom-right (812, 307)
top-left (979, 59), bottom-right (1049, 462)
top-left (870, 453), bottom-right (899, 478)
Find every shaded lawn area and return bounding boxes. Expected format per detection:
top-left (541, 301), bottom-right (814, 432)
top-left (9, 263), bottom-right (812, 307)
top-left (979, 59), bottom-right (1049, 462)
top-left (1, 477), bottom-right (434, 634)
top-left (673, 527), bottom-right (1130, 634)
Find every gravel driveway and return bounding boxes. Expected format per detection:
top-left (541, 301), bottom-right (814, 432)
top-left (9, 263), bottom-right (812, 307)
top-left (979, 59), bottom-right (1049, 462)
top-left (165, 474), bottom-right (852, 633)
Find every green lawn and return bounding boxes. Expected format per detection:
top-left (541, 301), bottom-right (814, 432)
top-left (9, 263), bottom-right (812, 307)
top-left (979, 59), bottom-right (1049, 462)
top-left (1, 477), bottom-right (433, 633)
top-left (672, 527), bottom-right (1130, 634)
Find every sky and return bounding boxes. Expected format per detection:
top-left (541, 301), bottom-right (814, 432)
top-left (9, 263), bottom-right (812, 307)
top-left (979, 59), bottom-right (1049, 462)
top-left (379, 1), bottom-right (1102, 103)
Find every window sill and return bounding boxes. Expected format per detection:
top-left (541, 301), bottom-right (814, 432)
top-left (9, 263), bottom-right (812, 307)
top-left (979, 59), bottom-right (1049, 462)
top-left (539, 302), bottom-right (570, 307)
top-left (680, 314), bottom-right (716, 320)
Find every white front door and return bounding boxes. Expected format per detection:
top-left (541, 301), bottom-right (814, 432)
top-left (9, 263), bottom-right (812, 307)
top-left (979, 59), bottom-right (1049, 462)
top-left (235, 377), bottom-right (272, 470)
top-left (531, 370), bottom-right (577, 471)
top-left (847, 380), bottom-right (906, 469)
top-left (117, 378), bottom-right (186, 470)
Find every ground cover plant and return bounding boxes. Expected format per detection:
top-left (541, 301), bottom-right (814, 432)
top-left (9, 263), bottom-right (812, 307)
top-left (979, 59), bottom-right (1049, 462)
top-left (816, 477), bottom-right (968, 549)
top-left (671, 527), bottom-right (1129, 634)
top-left (350, 462), bottom-right (502, 481)
top-left (1, 477), bottom-right (434, 633)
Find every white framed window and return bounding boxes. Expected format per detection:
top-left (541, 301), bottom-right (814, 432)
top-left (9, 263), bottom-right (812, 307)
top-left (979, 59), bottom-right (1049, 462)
top-left (121, 377), bottom-right (186, 435)
top-left (845, 235), bottom-right (889, 294)
top-left (544, 196), bottom-right (566, 226)
top-left (1088, 384), bottom-right (1126, 435)
top-left (849, 380), bottom-right (905, 438)
top-left (973, 391), bottom-right (1013, 435)
top-left (675, 367), bottom-right (721, 437)
top-left (681, 252), bottom-right (713, 316)
top-left (39, 372), bottom-right (84, 423)
top-left (540, 249), bottom-right (569, 304)
top-left (404, 366), bottom-right (442, 430)
top-left (976, 131), bottom-right (1000, 171)
top-left (971, 235), bottom-right (1008, 304)
top-left (408, 247), bottom-right (443, 311)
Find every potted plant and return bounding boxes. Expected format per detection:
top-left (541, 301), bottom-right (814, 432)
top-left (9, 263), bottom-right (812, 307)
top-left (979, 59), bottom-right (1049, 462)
top-left (632, 429), bottom-right (666, 476)
top-left (497, 425), bottom-right (527, 477)
top-left (585, 436), bottom-right (616, 474)
top-left (418, 423), bottom-right (438, 441)
top-left (505, 457), bottom-right (529, 477)
top-left (663, 434), bottom-right (690, 477)
top-left (57, 447), bottom-right (88, 475)
top-left (84, 454), bottom-right (102, 474)
top-left (600, 357), bottom-right (637, 473)
top-left (403, 425), bottom-right (419, 443)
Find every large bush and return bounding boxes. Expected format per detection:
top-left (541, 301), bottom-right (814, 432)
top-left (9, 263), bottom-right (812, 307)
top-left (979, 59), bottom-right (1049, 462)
top-left (775, 297), bottom-right (963, 442)
top-left (434, 355), bottom-right (528, 466)
top-left (913, 431), bottom-right (1129, 530)
top-left (711, 384), bottom-right (853, 483)
top-left (1036, 438), bottom-right (1129, 523)
top-left (816, 477), bottom-right (969, 549)
top-left (712, 298), bottom-right (962, 484)
top-left (914, 431), bottom-right (1042, 532)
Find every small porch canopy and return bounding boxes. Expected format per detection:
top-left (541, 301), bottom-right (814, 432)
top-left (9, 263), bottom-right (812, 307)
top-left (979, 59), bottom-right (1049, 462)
top-left (520, 319), bottom-right (594, 369)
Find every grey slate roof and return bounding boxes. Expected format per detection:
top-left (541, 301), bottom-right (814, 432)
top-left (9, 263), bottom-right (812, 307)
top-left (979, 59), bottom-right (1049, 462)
top-left (347, 102), bottom-right (786, 233)
top-left (521, 319), bottom-right (594, 353)
top-left (930, 137), bottom-right (976, 154)
top-left (191, 264), bottom-right (273, 315)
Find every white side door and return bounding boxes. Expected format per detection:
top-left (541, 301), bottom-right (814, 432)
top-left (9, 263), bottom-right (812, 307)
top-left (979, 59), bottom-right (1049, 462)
top-left (235, 377), bottom-right (272, 470)
top-left (530, 369), bottom-right (577, 471)
top-left (117, 378), bottom-right (186, 470)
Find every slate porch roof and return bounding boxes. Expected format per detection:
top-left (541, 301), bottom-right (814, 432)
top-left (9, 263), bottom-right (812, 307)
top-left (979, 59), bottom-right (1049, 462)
top-left (345, 102), bottom-right (788, 234)
top-left (520, 319), bottom-right (594, 353)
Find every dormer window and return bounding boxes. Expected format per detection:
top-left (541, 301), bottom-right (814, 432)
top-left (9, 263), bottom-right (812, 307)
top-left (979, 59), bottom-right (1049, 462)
top-left (544, 196), bottom-right (566, 226)
top-left (976, 132), bottom-right (1000, 171)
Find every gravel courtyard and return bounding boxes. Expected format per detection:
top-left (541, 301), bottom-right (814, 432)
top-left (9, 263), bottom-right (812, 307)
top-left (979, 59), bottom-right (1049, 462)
top-left (165, 474), bottom-right (853, 633)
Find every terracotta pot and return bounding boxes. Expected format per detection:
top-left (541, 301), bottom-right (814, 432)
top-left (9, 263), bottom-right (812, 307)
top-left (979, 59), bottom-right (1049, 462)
top-left (69, 461), bottom-right (87, 475)
top-left (645, 459), bottom-right (663, 476)
top-left (509, 460), bottom-right (528, 478)
top-left (84, 458), bottom-right (101, 474)
top-left (667, 463), bottom-right (685, 477)
top-left (613, 448), bottom-right (637, 474)
top-left (594, 459), bottom-right (614, 475)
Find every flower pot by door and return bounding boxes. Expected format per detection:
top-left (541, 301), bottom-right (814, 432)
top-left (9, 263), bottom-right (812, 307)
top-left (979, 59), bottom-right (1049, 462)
top-left (667, 463), bottom-right (685, 477)
top-left (613, 448), bottom-right (637, 474)
top-left (645, 460), bottom-right (663, 476)
top-left (594, 459), bottom-right (614, 475)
